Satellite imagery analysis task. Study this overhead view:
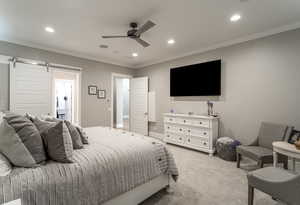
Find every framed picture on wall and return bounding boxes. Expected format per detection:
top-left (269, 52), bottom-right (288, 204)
top-left (97, 90), bottom-right (106, 99)
top-left (88, 85), bottom-right (97, 95)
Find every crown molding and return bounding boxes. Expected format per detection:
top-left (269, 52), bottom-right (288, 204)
top-left (133, 21), bottom-right (300, 69)
top-left (0, 37), bottom-right (133, 68)
top-left (1, 21), bottom-right (300, 70)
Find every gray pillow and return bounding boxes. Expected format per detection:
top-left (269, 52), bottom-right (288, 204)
top-left (0, 119), bottom-right (40, 167)
top-left (3, 113), bottom-right (46, 166)
top-left (42, 121), bottom-right (74, 163)
top-left (75, 126), bottom-right (89, 144)
top-left (33, 117), bottom-right (56, 134)
top-left (65, 121), bottom-right (83, 149)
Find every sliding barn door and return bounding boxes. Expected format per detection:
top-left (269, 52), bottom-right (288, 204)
top-left (130, 77), bottom-right (148, 135)
top-left (10, 63), bottom-right (52, 116)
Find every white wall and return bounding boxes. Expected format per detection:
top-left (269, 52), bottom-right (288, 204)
top-left (0, 63), bottom-right (9, 111)
top-left (0, 41), bottom-right (134, 127)
top-left (135, 28), bottom-right (300, 144)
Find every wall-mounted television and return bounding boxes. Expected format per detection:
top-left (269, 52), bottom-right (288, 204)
top-left (170, 60), bottom-right (221, 96)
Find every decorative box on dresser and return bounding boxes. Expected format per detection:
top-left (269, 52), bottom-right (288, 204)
top-left (163, 113), bottom-right (219, 156)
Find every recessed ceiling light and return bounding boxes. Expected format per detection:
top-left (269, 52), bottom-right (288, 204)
top-left (167, 39), bottom-right (175, 45)
top-left (132, 53), bottom-right (138, 57)
top-left (230, 14), bottom-right (241, 22)
top-left (31, 62), bottom-right (38, 65)
top-left (45, 27), bottom-right (55, 33)
top-left (99, 44), bottom-right (108, 48)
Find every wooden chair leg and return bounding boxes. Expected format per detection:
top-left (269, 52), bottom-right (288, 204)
top-left (237, 153), bottom-right (241, 168)
top-left (248, 185), bottom-right (254, 205)
top-left (258, 160), bottom-right (264, 168)
top-left (283, 160), bottom-right (288, 170)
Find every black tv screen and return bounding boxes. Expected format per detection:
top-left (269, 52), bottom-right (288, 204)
top-left (170, 60), bottom-right (221, 96)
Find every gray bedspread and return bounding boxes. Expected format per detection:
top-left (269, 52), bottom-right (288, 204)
top-left (0, 127), bottom-right (178, 205)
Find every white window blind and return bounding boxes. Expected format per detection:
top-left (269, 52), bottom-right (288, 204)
top-left (10, 62), bottom-right (52, 116)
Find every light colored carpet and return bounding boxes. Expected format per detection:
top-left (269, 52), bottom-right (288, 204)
top-left (141, 144), bottom-right (290, 205)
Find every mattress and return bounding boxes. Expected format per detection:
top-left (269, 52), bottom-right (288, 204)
top-left (0, 127), bottom-right (178, 205)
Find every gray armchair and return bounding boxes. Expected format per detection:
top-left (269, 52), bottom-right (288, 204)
top-left (236, 122), bottom-right (293, 169)
top-left (247, 167), bottom-right (300, 205)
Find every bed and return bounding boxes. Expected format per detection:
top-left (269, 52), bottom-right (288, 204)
top-left (0, 127), bottom-right (178, 205)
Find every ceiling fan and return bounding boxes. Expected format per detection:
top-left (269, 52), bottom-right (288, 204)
top-left (102, 20), bottom-right (156, 48)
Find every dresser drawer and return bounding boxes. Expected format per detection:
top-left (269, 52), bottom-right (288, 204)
top-left (164, 124), bottom-right (177, 132)
top-left (191, 119), bottom-right (210, 128)
top-left (186, 136), bottom-right (209, 149)
top-left (164, 116), bottom-right (177, 123)
top-left (176, 118), bottom-right (193, 125)
top-left (165, 125), bottom-right (187, 134)
top-left (187, 128), bottom-right (210, 138)
top-left (165, 133), bottom-right (185, 144)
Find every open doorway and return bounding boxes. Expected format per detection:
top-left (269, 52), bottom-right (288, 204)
top-left (111, 73), bottom-right (131, 130)
top-left (53, 70), bottom-right (81, 124)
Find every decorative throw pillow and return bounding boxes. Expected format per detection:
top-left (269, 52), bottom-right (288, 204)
top-left (0, 153), bottom-right (12, 176)
top-left (25, 113), bottom-right (35, 122)
top-left (3, 113), bottom-right (46, 166)
top-left (32, 117), bottom-right (56, 134)
top-left (42, 121), bottom-right (74, 163)
top-left (0, 119), bottom-right (40, 167)
top-left (40, 115), bottom-right (60, 122)
top-left (75, 125), bottom-right (89, 144)
top-left (65, 121), bottom-right (83, 149)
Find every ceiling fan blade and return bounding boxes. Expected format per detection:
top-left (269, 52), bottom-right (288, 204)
top-left (102, 35), bottom-right (128, 38)
top-left (135, 20), bottom-right (156, 36)
top-left (134, 38), bottom-right (150, 47)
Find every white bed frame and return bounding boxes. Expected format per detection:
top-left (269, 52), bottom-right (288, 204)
top-left (103, 174), bottom-right (170, 205)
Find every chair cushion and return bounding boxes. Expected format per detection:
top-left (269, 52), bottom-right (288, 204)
top-left (237, 145), bottom-right (273, 162)
top-left (247, 167), bottom-right (297, 189)
top-left (258, 122), bottom-right (288, 149)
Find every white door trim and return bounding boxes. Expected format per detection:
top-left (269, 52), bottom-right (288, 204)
top-left (111, 73), bottom-right (132, 128)
top-left (52, 69), bottom-right (82, 125)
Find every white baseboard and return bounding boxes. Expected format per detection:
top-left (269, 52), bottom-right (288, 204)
top-left (149, 131), bottom-right (164, 140)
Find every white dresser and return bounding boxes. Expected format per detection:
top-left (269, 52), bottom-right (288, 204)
top-left (163, 113), bottom-right (219, 156)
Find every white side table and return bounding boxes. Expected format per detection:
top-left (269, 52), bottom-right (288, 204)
top-left (273, 141), bottom-right (300, 172)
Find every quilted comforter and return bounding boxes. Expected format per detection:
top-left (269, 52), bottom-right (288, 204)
top-left (0, 127), bottom-right (178, 205)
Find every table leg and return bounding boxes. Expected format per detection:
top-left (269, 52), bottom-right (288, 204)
top-left (292, 158), bottom-right (296, 172)
top-left (273, 151), bottom-right (278, 167)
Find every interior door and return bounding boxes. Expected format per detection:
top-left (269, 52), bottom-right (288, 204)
top-left (130, 77), bottom-right (148, 135)
top-left (10, 62), bottom-right (52, 116)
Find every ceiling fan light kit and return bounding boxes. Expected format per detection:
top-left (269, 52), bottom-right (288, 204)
top-left (102, 20), bottom-right (156, 47)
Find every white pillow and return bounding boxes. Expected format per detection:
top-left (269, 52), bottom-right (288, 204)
top-left (0, 153), bottom-right (12, 176)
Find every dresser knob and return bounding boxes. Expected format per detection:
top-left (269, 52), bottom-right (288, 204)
top-left (204, 142), bottom-right (207, 145)
top-left (188, 130), bottom-right (190, 132)
top-left (179, 138), bottom-right (182, 140)
top-left (199, 122), bottom-right (202, 124)
top-left (188, 139), bottom-right (190, 142)
top-left (170, 118), bottom-right (173, 121)
top-left (204, 132), bottom-right (207, 135)
top-left (183, 120), bottom-right (186, 123)
top-left (167, 135), bottom-right (170, 137)
top-left (179, 128), bottom-right (182, 131)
